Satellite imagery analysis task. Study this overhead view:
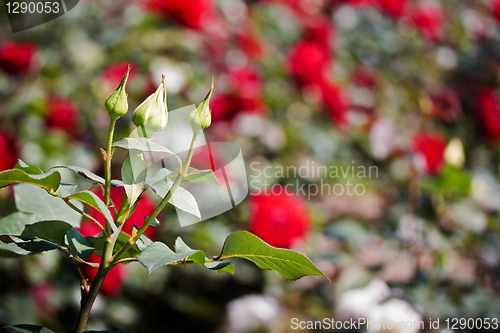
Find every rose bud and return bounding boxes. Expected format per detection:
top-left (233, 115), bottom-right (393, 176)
top-left (132, 77), bottom-right (168, 132)
top-left (188, 78), bottom-right (215, 135)
top-left (105, 65), bottom-right (131, 120)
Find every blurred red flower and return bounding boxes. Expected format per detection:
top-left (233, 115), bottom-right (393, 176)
top-left (249, 192), bottom-right (310, 249)
top-left (237, 27), bottom-right (265, 60)
top-left (430, 88), bottom-right (461, 123)
top-left (475, 88), bottom-right (500, 141)
top-left (333, 0), bottom-right (373, 6)
top-left (0, 41), bottom-right (36, 76)
top-left (45, 97), bottom-right (78, 133)
top-left (304, 17), bottom-right (335, 50)
top-left (377, 0), bottom-right (408, 17)
top-left (410, 132), bottom-right (446, 175)
top-left (78, 187), bottom-right (158, 297)
top-left (350, 66), bottom-right (378, 89)
top-left (319, 79), bottom-right (350, 126)
top-left (30, 282), bottom-right (56, 318)
top-left (287, 40), bottom-right (330, 87)
top-left (211, 67), bottom-right (265, 122)
top-left (101, 62), bottom-right (138, 88)
top-left (0, 131), bottom-right (18, 172)
top-left (260, 0), bottom-right (325, 16)
top-left (493, 0), bottom-right (500, 24)
top-left (412, 5), bottom-right (444, 42)
top-left (144, 0), bottom-right (214, 29)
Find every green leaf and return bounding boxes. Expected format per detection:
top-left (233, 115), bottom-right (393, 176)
top-left (65, 228), bottom-right (94, 260)
top-left (14, 184), bottom-right (83, 227)
top-left (132, 225), bottom-right (153, 252)
top-left (0, 212), bottom-right (36, 256)
top-left (51, 165), bottom-right (123, 187)
top-left (0, 169), bottom-right (60, 192)
top-left (113, 137), bottom-right (175, 154)
top-left (0, 235), bottom-right (64, 252)
top-left (2, 324), bottom-right (56, 333)
top-left (145, 215), bottom-right (161, 227)
top-left (68, 191), bottom-right (117, 233)
top-left (137, 241), bottom-right (206, 273)
top-left (169, 167), bottom-right (220, 185)
top-left (90, 232), bottom-right (140, 260)
top-left (0, 220), bottom-right (73, 254)
top-left (14, 160), bottom-right (43, 175)
top-left (421, 165), bottom-right (471, 197)
top-left (122, 152), bottom-right (147, 208)
top-left (149, 169), bottom-right (201, 219)
top-left (174, 237), bottom-right (205, 267)
top-left (214, 231), bottom-right (329, 281)
top-left (21, 220), bottom-right (73, 246)
top-left (204, 261), bottom-right (234, 274)
top-left (56, 183), bottom-right (78, 197)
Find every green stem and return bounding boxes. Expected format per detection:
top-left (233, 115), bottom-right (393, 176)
top-left (73, 118), bottom-right (118, 333)
top-left (104, 119), bottom-right (117, 208)
top-left (111, 133), bottom-right (199, 264)
top-left (73, 264), bottom-right (110, 333)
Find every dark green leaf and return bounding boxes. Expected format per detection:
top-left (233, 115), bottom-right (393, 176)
top-left (214, 231), bottom-right (329, 281)
top-left (68, 191), bottom-right (116, 233)
top-left (0, 169), bottom-right (60, 192)
top-left (137, 241), bottom-right (206, 273)
top-left (145, 215), bottom-right (161, 227)
top-left (21, 220), bottom-right (73, 246)
top-left (1, 324), bottom-right (55, 333)
top-left (14, 160), bottom-right (43, 175)
top-left (204, 261), bottom-right (234, 274)
top-left (0, 212), bottom-right (36, 256)
top-left (14, 184), bottom-right (83, 227)
top-left (65, 228), bottom-right (94, 260)
top-left (1, 220), bottom-right (73, 253)
top-left (0, 235), bottom-right (64, 252)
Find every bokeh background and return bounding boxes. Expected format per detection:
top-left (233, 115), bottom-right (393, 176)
top-left (2, 0), bottom-right (500, 332)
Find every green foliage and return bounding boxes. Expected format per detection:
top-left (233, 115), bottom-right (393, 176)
top-left (65, 228), bottom-right (95, 260)
top-left (68, 191), bottom-right (115, 232)
top-left (169, 167), bottom-right (220, 185)
top-left (90, 232), bottom-right (140, 260)
top-left (2, 324), bottom-right (56, 333)
top-left (0, 213), bottom-right (36, 256)
top-left (51, 166), bottom-right (123, 187)
top-left (137, 240), bottom-right (205, 273)
top-left (148, 169), bottom-right (201, 219)
top-left (121, 151), bottom-right (147, 208)
top-left (0, 169), bottom-right (60, 192)
top-left (14, 160), bottom-right (43, 175)
top-left (213, 231), bottom-right (329, 281)
top-left (14, 184), bottom-right (83, 227)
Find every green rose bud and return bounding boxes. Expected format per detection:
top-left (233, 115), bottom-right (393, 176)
top-left (132, 76), bottom-right (168, 132)
top-left (105, 65), bottom-right (131, 120)
top-left (188, 78), bottom-right (215, 135)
